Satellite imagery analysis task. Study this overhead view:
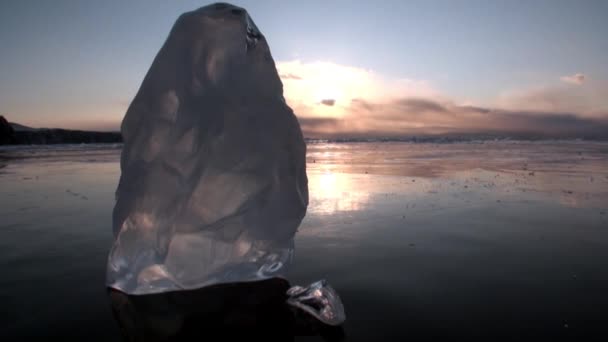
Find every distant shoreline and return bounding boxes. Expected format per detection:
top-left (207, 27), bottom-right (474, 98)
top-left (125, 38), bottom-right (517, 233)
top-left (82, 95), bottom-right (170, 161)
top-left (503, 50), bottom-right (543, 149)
top-left (2, 139), bottom-right (607, 151)
top-left (7, 135), bottom-right (608, 147)
top-left (2, 117), bottom-right (607, 146)
top-left (9, 128), bottom-right (122, 145)
top-left (0, 117), bottom-right (122, 146)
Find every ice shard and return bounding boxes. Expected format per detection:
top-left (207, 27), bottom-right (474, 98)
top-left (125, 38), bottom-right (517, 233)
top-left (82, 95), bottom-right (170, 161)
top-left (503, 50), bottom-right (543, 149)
top-left (287, 280), bottom-right (346, 326)
top-left (106, 3), bottom-right (308, 295)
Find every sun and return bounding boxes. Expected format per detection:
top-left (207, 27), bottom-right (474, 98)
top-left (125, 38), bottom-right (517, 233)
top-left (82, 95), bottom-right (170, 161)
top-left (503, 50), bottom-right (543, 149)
top-left (277, 60), bottom-right (377, 117)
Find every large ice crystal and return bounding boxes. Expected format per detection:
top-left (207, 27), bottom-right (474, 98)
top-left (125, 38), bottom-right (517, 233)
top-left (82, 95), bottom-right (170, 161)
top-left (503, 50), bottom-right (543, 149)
top-left (106, 3), bottom-right (308, 295)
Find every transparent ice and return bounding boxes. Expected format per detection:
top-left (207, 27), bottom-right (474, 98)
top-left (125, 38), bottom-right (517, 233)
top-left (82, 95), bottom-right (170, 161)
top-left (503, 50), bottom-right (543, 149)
top-left (106, 3), bottom-right (308, 295)
top-left (287, 280), bottom-right (346, 326)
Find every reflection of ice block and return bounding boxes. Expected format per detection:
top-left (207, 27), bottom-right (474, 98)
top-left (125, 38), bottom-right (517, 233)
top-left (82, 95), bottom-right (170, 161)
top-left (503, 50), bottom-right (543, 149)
top-left (106, 3), bottom-right (308, 295)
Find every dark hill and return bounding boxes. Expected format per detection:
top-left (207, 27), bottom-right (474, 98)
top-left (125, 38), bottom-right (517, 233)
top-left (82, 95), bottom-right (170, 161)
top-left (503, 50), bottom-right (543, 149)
top-left (0, 116), bottom-right (122, 145)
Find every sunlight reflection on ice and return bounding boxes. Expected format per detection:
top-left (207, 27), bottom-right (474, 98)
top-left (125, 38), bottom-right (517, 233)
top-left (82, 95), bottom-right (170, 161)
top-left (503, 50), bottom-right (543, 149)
top-left (307, 169), bottom-right (371, 215)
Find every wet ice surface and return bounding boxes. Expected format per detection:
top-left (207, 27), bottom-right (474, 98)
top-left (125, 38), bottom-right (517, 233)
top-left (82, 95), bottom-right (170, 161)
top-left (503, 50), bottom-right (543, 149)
top-left (1, 141), bottom-right (608, 340)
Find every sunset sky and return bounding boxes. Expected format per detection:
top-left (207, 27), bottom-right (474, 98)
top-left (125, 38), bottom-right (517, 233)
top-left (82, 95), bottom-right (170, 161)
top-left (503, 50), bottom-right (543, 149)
top-left (1, 0), bottom-right (607, 138)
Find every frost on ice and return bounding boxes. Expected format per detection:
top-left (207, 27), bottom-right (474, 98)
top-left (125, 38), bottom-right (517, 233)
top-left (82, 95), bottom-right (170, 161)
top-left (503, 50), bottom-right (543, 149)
top-left (106, 3), bottom-right (308, 295)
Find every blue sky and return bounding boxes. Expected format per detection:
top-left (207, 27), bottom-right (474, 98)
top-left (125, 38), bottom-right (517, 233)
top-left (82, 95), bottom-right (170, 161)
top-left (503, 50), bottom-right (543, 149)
top-left (1, 0), bottom-right (606, 135)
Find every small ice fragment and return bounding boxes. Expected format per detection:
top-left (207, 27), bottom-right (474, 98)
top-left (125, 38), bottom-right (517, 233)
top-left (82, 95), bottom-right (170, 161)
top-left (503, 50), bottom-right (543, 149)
top-left (287, 280), bottom-right (346, 326)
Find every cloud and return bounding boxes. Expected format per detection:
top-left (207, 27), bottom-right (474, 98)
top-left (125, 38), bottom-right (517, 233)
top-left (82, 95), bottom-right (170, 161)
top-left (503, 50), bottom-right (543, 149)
top-left (499, 86), bottom-right (584, 113)
top-left (394, 98), bottom-right (447, 113)
top-left (276, 60), bottom-right (441, 109)
top-left (497, 83), bottom-right (606, 116)
top-left (297, 117), bottom-right (340, 132)
top-left (298, 96), bottom-right (608, 139)
top-left (320, 99), bottom-right (335, 106)
top-left (279, 73), bottom-right (303, 80)
top-left (560, 73), bottom-right (586, 85)
top-left (275, 60), bottom-right (607, 139)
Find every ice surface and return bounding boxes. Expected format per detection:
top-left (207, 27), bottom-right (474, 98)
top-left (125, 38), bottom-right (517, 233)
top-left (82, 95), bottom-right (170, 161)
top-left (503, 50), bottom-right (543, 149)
top-left (106, 3), bottom-right (308, 294)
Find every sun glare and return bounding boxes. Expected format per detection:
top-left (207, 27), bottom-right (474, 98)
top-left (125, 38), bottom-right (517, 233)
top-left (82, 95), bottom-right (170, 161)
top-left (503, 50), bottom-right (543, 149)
top-left (278, 61), bottom-right (377, 118)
